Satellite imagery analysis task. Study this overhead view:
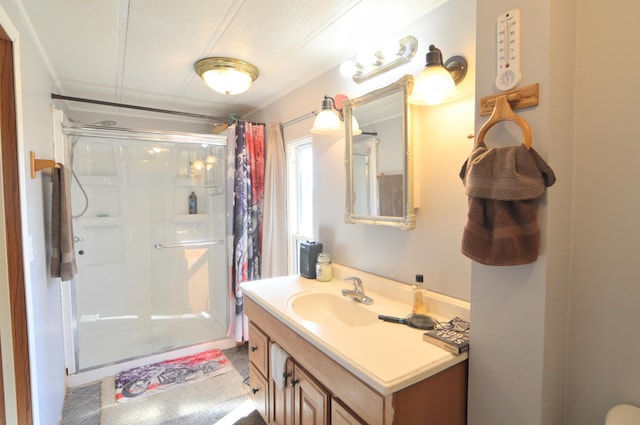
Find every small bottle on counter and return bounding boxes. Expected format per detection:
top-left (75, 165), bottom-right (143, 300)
top-left (188, 191), bottom-right (198, 214)
top-left (315, 252), bottom-right (333, 282)
top-left (412, 274), bottom-right (429, 315)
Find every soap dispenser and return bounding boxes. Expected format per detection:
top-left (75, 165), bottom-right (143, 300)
top-left (412, 274), bottom-right (428, 315)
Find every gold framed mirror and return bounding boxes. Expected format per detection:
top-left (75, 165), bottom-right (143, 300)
top-left (344, 75), bottom-right (415, 230)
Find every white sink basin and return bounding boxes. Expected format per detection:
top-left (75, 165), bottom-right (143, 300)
top-left (287, 291), bottom-right (379, 327)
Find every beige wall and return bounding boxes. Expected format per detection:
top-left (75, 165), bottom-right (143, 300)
top-left (472, 0), bottom-right (640, 423)
top-left (252, 0), bottom-right (476, 302)
top-left (0, 1), bottom-right (68, 423)
top-left (469, 0), bottom-right (571, 423)
top-left (564, 0), bottom-right (640, 423)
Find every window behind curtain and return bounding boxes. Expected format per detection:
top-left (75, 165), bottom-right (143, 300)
top-left (286, 138), bottom-right (313, 274)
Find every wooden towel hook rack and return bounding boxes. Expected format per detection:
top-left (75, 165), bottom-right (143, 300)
top-left (475, 94), bottom-right (533, 149)
top-left (30, 151), bottom-right (60, 179)
top-left (479, 83), bottom-right (539, 116)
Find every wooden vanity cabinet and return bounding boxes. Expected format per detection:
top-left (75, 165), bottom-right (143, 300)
top-left (271, 354), bottom-right (292, 425)
top-left (331, 400), bottom-right (365, 425)
top-left (292, 363), bottom-right (330, 425)
top-left (271, 354), bottom-right (329, 425)
top-left (245, 297), bottom-right (467, 425)
top-left (249, 362), bottom-right (269, 420)
top-left (248, 322), bottom-right (270, 420)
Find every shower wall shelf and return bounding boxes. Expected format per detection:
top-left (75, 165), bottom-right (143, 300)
top-left (173, 178), bottom-right (209, 185)
top-left (172, 178), bottom-right (224, 195)
top-left (172, 214), bottom-right (209, 222)
top-left (75, 216), bottom-right (124, 225)
top-left (76, 176), bottom-right (121, 185)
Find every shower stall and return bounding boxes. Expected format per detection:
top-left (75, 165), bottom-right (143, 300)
top-left (61, 124), bottom-right (232, 380)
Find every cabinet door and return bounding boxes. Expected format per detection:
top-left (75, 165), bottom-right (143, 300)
top-left (271, 357), bottom-right (294, 425)
top-left (292, 365), bottom-right (329, 425)
top-left (248, 322), bottom-right (269, 377)
top-left (249, 363), bottom-right (269, 422)
top-left (331, 400), bottom-right (365, 425)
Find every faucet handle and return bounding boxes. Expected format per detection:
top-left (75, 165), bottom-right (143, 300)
top-left (344, 276), bottom-right (363, 293)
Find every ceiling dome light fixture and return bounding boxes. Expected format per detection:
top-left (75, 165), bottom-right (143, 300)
top-left (409, 44), bottom-right (467, 106)
top-left (194, 57), bottom-right (259, 96)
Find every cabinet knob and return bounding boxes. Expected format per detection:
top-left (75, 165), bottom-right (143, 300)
top-left (250, 345), bottom-right (258, 352)
top-left (251, 387), bottom-right (259, 395)
top-left (290, 378), bottom-right (300, 387)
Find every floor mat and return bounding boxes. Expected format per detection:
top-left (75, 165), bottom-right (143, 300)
top-left (100, 350), bottom-right (249, 425)
top-left (114, 349), bottom-right (232, 403)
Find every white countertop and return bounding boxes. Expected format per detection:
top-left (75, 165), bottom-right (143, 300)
top-left (240, 264), bottom-right (470, 395)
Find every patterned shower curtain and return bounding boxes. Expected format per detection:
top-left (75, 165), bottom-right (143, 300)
top-left (227, 121), bottom-right (265, 342)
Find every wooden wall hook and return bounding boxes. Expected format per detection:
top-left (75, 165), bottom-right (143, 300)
top-left (480, 83), bottom-right (539, 116)
top-left (30, 151), bottom-right (60, 179)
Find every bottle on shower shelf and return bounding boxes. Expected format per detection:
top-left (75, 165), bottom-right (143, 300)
top-left (188, 191), bottom-right (197, 214)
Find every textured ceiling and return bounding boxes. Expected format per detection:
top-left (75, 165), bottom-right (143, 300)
top-left (19, 0), bottom-right (448, 120)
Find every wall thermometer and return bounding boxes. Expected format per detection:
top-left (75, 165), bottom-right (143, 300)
top-left (496, 9), bottom-right (521, 91)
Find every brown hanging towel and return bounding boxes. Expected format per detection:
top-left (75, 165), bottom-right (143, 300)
top-left (459, 142), bottom-right (555, 266)
top-left (51, 164), bottom-right (78, 280)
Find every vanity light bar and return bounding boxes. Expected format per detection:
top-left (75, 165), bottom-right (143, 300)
top-left (346, 36), bottom-right (418, 84)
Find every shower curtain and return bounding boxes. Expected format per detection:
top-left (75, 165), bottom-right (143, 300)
top-left (262, 124), bottom-right (288, 278)
top-left (228, 121), bottom-right (265, 341)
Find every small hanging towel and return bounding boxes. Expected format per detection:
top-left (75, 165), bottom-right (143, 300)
top-left (51, 164), bottom-right (77, 281)
top-left (270, 343), bottom-right (290, 390)
top-left (459, 142), bottom-right (555, 266)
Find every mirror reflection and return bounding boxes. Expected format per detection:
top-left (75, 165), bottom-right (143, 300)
top-left (344, 75), bottom-right (415, 230)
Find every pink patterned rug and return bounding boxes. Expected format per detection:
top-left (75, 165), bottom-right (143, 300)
top-left (114, 349), bottom-right (232, 403)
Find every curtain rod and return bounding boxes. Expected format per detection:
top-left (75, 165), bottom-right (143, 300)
top-left (278, 111), bottom-right (317, 158)
top-left (51, 93), bottom-right (233, 123)
top-left (281, 111), bottom-right (316, 128)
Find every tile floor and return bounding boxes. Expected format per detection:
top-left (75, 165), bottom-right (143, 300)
top-left (59, 344), bottom-right (260, 425)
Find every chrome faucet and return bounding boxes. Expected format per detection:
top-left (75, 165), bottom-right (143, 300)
top-left (341, 276), bottom-right (374, 305)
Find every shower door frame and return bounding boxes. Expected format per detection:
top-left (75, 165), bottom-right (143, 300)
top-left (60, 124), bottom-right (234, 384)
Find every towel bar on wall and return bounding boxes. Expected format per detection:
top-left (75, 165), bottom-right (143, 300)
top-left (153, 240), bottom-right (224, 249)
top-left (30, 150), bottom-right (60, 179)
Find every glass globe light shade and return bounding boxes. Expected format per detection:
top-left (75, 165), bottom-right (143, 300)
top-left (201, 68), bottom-right (254, 96)
top-left (311, 109), bottom-right (343, 134)
top-left (409, 65), bottom-right (458, 105)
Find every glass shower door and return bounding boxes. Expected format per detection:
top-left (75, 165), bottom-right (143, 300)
top-left (69, 129), bottom-right (228, 371)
